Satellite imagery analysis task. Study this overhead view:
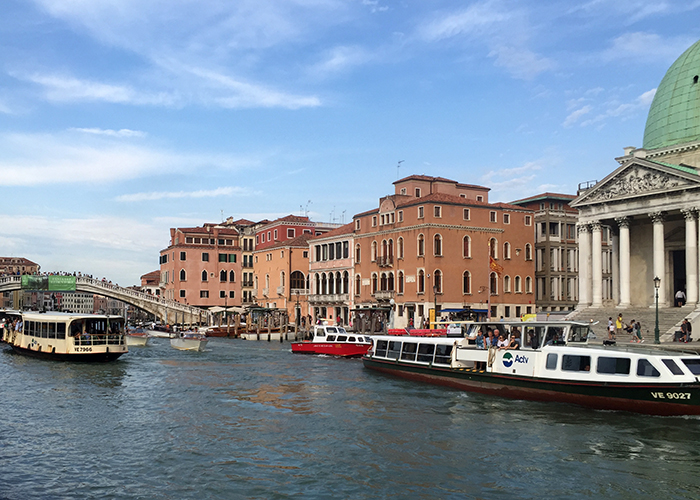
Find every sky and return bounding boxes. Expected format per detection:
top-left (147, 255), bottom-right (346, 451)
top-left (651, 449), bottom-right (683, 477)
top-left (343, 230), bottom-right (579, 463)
top-left (1, 0), bottom-right (700, 286)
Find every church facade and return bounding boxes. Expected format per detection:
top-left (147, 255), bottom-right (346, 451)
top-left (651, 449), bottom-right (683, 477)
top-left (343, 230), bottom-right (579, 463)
top-left (572, 40), bottom-right (700, 310)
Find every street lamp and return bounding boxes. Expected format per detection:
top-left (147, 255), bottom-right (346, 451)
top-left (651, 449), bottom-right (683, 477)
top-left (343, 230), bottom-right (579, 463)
top-left (654, 276), bottom-right (661, 344)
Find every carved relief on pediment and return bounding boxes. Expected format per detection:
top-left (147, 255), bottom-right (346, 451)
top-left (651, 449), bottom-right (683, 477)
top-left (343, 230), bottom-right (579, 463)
top-left (586, 165), bottom-right (687, 203)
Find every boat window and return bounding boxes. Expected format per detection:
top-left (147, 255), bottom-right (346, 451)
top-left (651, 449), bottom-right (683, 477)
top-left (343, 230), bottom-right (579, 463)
top-left (26, 321), bottom-right (33, 337)
top-left (569, 325), bottom-right (589, 343)
top-left (337, 328), bottom-right (347, 334)
top-left (316, 329), bottom-right (325, 337)
top-left (681, 359), bottom-right (700, 375)
top-left (48, 322), bottom-right (57, 339)
top-left (387, 341), bottom-right (402, 360)
top-left (326, 327), bottom-right (338, 334)
top-left (417, 344), bottom-right (435, 362)
top-left (375, 340), bottom-right (388, 357)
top-left (336, 336), bottom-right (347, 342)
top-left (401, 342), bottom-right (418, 361)
top-left (546, 353), bottom-right (558, 370)
top-left (596, 357), bottom-right (631, 375)
top-left (663, 359), bottom-right (684, 375)
top-left (637, 359), bottom-right (661, 377)
top-left (562, 355), bottom-right (591, 372)
top-left (434, 344), bottom-right (452, 365)
top-left (326, 335), bottom-right (336, 342)
top-left (41, 322), bottom-right (49, 338)
top-left (348, 336), bottom-right (356, 342)
top-left (544, 327), bottom-right (564, 346)
top-left (523, 326), bottom-right (544, 349)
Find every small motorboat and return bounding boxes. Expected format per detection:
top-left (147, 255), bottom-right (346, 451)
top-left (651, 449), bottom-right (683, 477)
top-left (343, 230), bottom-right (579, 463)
top-left (170, 330), bottom-right (208, 351)
top-left (291, 325), bottom-right (372, 357)
top-left (126, 327), bottom-right (149, 347)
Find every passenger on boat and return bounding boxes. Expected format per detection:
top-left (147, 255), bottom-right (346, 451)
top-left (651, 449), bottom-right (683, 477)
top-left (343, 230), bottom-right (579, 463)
top-left (485, 329), bottom-right (496, 348)
top-left (496, 335), bottom-right (508, 348)
top-left (475, 330), bottom-right (485, 349)
top-left (501, 329), bottom-right (520, 350)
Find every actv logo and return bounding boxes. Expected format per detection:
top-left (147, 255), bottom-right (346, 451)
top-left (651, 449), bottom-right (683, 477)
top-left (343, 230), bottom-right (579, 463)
top-left (502, 352), bottom-right (529, 368)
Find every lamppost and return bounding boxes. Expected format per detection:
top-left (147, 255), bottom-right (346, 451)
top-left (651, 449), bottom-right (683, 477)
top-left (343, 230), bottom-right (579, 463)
top-left (433, 284), bottom-right (438, 324)
top-left (654, 276), bottom-right (661, 344)
top-left (295, 290), bottom-right (301, 327)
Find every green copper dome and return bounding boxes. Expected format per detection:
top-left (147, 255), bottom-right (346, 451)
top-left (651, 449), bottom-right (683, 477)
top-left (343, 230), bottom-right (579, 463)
top-left (643, 40), bottom-right (700, 150)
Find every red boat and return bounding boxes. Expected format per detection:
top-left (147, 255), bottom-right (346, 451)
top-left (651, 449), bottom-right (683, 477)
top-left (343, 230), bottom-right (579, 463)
top-left (291, 325), bottom-right (372, 357)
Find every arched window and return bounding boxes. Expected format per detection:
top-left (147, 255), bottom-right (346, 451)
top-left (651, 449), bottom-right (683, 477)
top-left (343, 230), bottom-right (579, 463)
top-left (372, 241), bottom-right (378, 261)
top-left (291, 271), bottom-right (305, 290)
top-left (434, 269), bottom-right (442, 294)
top-left (229, 270), bottom-right (235, 282)
top-left (372, 273), bottom-right (378, 294)
top-left (280, 271), bottom-right (285, 287)
top-left (388, 272), bottom-right (395, 291)
top-left (418, 269), bottom-right (425, 293)
top-left (343, 271), bottom-right (349, 294)
top-left (380, 272), bottom-right (387, 291)
top-left (489, 238), bottom-right (498, 259)
top-left (490, 272), bottom-right (498, 295)
top-left (504, 242), bottom-right (511, 260)
top-left (220, 270), bottom-right (228, 282)
top-left (417, 234), bottom-right (425, 256)
top-left (382, 240), bottom-right (388, 258)
top-left (398, 237), bottom-right (404, 259)
top-left (525, 276), bottom-right (532, 293)
top-left (315, 273), bottom-right (320, 294)
top-left (265, 274), bottom-right (270, 289)
top-left (202, 270), bottom-right (208, 282)
top-left (434, 234), bottom-right (442, 256)
top-left (504, 275), bottom-right (511, 293)
top-left (355, 244), bottom-right (361, 263)
top-left (463, 271), bottom-right (471, 294)
top-left (388, 239), bottom-right (394, 259)
top-left (335, 272), bottom-right (342, 294)
top-left (355, 274), bottom-right (361, 295)
top-left (180, 269), bottom-right (186, 281)
top-left (515, 276), bottom-right (522, 293)
top-left (323, 273), bottom-right (329, 294)
top-left (525, 243), bottom-right (532, 261)
top-left (398, 271), bottom-right (404, 294)
top-left (463, 236), bottom-right (471, 258)
top-left (328, 272), bottom-right (334, 294)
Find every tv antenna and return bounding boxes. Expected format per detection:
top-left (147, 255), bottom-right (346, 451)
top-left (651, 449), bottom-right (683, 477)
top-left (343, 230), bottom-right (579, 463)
top-left (397, 160), bottom-right (404, 179)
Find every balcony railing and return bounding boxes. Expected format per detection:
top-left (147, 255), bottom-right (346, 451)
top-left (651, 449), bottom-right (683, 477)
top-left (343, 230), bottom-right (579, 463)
top-left (262, 288), bottom-right (269, 297)
top-left (378, 255), bottom-right (393, 267)
top-left (308, 293), bottom-right (349, 304)
top-left (277, 286), bottom-right (285, 295)
top-left (374, 290), bottom-right (395, 301)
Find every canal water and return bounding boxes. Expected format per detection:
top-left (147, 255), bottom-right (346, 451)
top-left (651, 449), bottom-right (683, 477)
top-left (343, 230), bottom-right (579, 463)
top-left (1, 338), bottom-right (700, 499)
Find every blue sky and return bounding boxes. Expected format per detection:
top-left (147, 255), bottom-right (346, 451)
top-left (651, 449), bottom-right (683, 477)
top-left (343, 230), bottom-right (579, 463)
top-left (1, 0), bottom-right (699, 286)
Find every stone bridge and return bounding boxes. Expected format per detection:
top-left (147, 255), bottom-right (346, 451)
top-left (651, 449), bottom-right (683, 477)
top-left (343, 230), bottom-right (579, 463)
top-left (0, 275), bottom-right (211, 325)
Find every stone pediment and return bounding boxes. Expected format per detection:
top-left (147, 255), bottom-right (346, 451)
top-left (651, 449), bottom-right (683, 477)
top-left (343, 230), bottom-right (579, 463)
top-left (572, 159), bottom-right (700, 207)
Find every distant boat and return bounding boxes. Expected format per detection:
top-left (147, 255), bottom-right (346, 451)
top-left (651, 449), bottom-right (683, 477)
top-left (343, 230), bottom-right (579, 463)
top-left (170, 330), bottom-right (208, 351)
top-left (126, 327), bottom-right (149, 347)
top-left (291, 325), bottom-right (372, 357)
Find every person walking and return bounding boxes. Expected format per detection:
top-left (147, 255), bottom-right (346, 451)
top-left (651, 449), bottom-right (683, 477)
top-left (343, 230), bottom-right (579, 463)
top-left (676, 289), bottom-right (686, 307)
top-left (615, 314), bottom-right (624, 340)
top-left (608, 317), bottom-right (615, 341)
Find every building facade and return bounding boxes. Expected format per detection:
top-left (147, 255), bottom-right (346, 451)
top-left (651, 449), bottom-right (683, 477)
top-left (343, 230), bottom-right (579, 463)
top-left (159, 224), bottom-right (242, 308)
top-left (353, 175), bottom-right (536, 329)
top-left (573, 39), bottom-right (700, 311)
top-left (511, 193), bottom-right (582, 312)
top-left (308, 223), bottom-right (354, 325)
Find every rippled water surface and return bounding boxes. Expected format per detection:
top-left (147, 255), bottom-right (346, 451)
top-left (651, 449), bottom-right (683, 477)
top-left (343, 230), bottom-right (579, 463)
top-left (2, 338), bottom-right (700, 499)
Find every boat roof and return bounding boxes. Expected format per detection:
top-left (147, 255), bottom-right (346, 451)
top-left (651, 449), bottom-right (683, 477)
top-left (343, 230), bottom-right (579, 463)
top-left (10, 311), bottom-right (123, 321)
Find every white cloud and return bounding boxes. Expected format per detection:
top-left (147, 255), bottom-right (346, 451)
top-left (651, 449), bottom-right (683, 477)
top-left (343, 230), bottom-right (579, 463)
top-left (308, 45), bottom-right (374, 78)
top-left (0, 131), bottom-right (258, 186)
top-left (116, 187), bottom-right (251, 202)
top-left (419, 2), bottom-right (512, 41)
top-left (579, 88), bottom-right (656, 127)
top-left (71, 128), bottom-right (147, 138)
top-left (563, 105), bottom-right (592, 127)
top-left (488, 45), bottom-right (554, 80)
top-left (600, 32), bottom-right (697, 63)
top-left (361, 0), bottom-right (388, 13)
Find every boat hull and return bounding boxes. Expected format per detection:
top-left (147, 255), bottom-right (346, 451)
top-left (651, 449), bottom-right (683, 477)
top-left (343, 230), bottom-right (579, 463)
top-left (292, 342), bottom-right (371, 357)
top-left (126, 335), bottom-right (149, 347)
top-left (9, 344), bottom-right (125, 362)
top-left (362, 356), bottom-right (700, 416)
top-left (170, 338), bottom-right (208, 351)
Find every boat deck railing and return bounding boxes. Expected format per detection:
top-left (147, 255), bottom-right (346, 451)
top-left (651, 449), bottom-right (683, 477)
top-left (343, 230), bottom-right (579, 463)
top-left (73, 334), bottom-right (126, 346)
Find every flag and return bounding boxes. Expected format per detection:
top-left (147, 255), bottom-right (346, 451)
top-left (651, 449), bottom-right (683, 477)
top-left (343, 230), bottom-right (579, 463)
top-left (489, 256), bottom-right (503, 276)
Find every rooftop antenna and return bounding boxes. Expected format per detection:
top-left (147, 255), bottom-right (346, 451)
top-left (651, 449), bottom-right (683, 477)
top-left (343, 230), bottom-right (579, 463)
top-left (397, 160), bottom-right (404, 180)
top-left (305, 200), bottom-right (312, 217)
top-left (221, 209), bottom-right (224, 222)
top-left (341, 210), bottom-right (346, 224)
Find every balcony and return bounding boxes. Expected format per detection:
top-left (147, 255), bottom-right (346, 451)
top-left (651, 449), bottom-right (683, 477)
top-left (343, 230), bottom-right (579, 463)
top-left (290, 288), bottom-right (309, 296)
top-left (378, 256), bottom-right (393, 268)
top-left (277, 285), bottom-right (285, 295)
top-left (308, 293), bottom-right (349, 304)
top-left (262, 288), bottom-right (269, 297)
top-left (251, 290), bottom-right (257, 298)
top-left (374, 290), bottom-right (395, 301)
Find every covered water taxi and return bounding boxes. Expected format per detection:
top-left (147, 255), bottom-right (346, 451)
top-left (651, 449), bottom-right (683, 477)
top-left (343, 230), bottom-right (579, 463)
top-left (1, 311), bottom-right (128, 362)
top-left (363, 320), bottom-right (700, 416)
top-left (291, 324), bottom-right (372, 357)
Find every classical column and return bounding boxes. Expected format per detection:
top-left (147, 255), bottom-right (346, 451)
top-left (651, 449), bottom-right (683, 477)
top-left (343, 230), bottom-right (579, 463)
top-left (616, 217), bottom-right (631, 308)
top-left (611, 229), bottom-right (620, 303)
top-left (578, 223), bottom-right (591, 307)
top-left (651, 212), bottom-right (667, 306)
top-left (683, 209), bottom-right (698, 305)
top-left (591, 221), bottom-right (603, 307)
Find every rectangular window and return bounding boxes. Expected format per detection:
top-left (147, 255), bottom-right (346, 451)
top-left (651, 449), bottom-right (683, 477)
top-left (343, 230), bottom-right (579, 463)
top-left (463, 208), bottom-right (470, 220)
top-left (476, 195), bottom-right (483, 202)
top-left (400, 343), bottom-right (418, 362)
top-left (355, 220), bottom-right (361, 230)
top-left (434, 206), bottom-right (442, 218)
top-left (387, 341), bottom-right (402, 360)
top-left (220, 291), bottom-right (226, 298)
top-left (202, 253), bottom-right (209, 262)
top-left (490, 211), bottom-right (497, 222)
top-left (418, 206), bottom-right (424, 218)
top-left (375, 340), bottom-right (388, 357)
top-left (186, 237), bottom-right (193, 244)
top-left (179, 290), bottom-right (186, 298)
top-left (400, 188), bottom-right (407, 195)
top-left (262, 233), bottom-right (266, 243)
top-left (372, 216), bottom-right (377, 227)
top-left (415, 188), bottom-right (421, 197)
top-left (525, 215), bottom-right (532, 226)
top-left (229, 254), bottom-right (236, 263)
top-left (398, 210), bottom-right (403, 222)
top-left (287, 228), bottom-right (295, 238)
top-left (218, 239), bottom-right (224, 245)
top-left (637, 359), bottom-right (661, 377)
top-left (503, 214), bottom-right (510, 224)
top-left (200, 290), bottom-right (209, 298)
top-left (303, 250), bottom-right (308, 258)
top-left (219, 253), bottom-right (227, 262)
top-left (562, 355), bottom-right (591, 372)
top-left (274, 229), bottom-right (278, 240)
top-left (417, 344), bottom-right (435, 363)
top-left (682, 359), bottom-right (700, 375)
top-left (596, 357), bottom-right (631, 375)
top-left (180, 251), bottom-right (186, 260)
top-left (229, 291), bottom-right (235, 299)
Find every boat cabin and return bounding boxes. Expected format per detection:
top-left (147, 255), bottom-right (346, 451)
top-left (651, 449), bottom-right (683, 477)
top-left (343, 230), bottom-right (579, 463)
top-left (311, 325), bottom-right (371, 344)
